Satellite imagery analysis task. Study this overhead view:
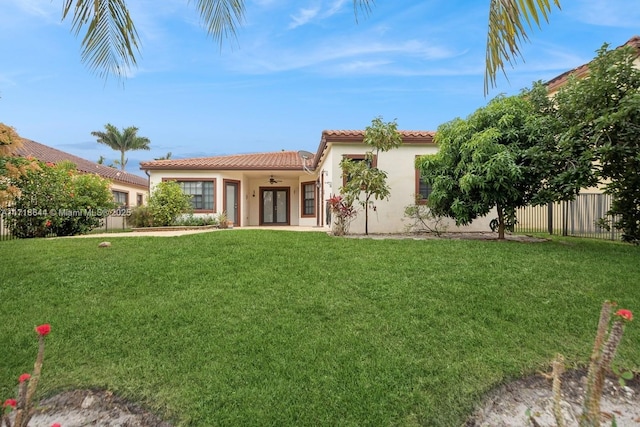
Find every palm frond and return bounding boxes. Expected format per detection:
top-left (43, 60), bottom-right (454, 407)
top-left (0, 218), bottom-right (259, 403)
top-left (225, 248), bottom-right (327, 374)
top-left (193, 0), bottom-right (246, 46)
top-left (62, 0), bottom-right (141, 80)
top-left (485, 0), bottom-right (561, 94)
top-left (353, 0), bottom-right (374, 23)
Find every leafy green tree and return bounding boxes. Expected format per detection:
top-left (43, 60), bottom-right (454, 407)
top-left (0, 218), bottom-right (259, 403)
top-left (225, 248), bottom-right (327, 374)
top-left (340, 117), bottom-right (402, 235)
top-left (0, 158), bottom-right (114, 237)
top-left (147, 181), bottom-right (193, 226)
top-left (553, 44), bottom-right (640, 243)
top-left (416, 89), bottom-right (569, 239)
top-left (60, 0), bottom-right (558, 91)
top-left (91, 123), bottom-right (151, 170)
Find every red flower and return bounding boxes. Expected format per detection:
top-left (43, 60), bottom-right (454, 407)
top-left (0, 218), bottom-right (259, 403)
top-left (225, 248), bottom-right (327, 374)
top-left (3, 399), bottom-right (16, 408)
top-left (46, 162), bottom-right (55, 167)
top-left (51, 424), bottom-right (62, 427)
top-left (615, 309), bottom-right (633, 322)
top-left (19, 373), bottom-right (31, 383)
top-left (35, 324), bottom-right (51, 336)
top-left (45, 220), bottom-right (52, 227)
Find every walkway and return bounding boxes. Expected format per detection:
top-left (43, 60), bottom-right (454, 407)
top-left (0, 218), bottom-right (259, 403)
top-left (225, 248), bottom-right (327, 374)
top-left (71, 226), bottom-right (327, 238)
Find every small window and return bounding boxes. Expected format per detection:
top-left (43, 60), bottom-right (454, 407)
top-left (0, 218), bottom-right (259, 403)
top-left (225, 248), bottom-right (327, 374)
top-left (415, 169), bottom-right (432, 204)
top-left (177, 180), bottom-right (215, 211)
top-left (136, 193), bottom-right (144, 206)
top-left (113, 190), bottom-right (128, 207)
top-left (301, 181), bottom-right (316, 217)
top-left (341, 154), bottom-right (378, 186)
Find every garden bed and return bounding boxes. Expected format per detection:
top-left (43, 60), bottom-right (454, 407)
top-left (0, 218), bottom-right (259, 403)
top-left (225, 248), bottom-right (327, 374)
top-left (131, 225), bottom-right (220, 232)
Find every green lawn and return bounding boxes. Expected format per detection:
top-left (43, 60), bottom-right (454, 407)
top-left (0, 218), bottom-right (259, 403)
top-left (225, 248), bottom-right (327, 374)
top-left (1, 230), bottom-right (638, 426)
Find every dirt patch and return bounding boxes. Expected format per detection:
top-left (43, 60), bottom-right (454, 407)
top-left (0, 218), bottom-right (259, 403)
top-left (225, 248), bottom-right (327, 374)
top-left (466, 369), bottom-right (640, 426)
top-left (21, 389), bottom-right (172, 427)
top-left (17, 370), bottom-right (637, 427)
top-left (345, 231), bottom-right (549, 243)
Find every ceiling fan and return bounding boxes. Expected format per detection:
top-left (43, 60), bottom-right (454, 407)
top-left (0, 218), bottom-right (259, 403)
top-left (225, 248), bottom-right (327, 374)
top-left (269, 175), bottom-right (283, 184)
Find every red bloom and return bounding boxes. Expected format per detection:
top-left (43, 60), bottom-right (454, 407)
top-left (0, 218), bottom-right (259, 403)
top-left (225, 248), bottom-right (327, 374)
top-left (45, 220), bottom-right (52, 227)
top-left (615, 309), bottom-right (633, 322)
top-left (51, 424), bottom-right (62, 427)
top-left (35, 324), bottom-right (51, 336)
top-left (19, 373), bottom-right (31, 383)
top-left (3, 399), bottom-right (17, 408)
top-left (45, 162), bottom-right (55, 167)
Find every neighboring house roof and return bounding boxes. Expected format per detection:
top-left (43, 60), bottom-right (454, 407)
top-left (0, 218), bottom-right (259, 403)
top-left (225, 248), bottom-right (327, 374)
top-left (139, 130), bottom-right (436, 172)
top-left (140, 150), bottom-right (307, 171)
top-left (15, 139), bottom-right (148, 189)
top-left (546, 35), bottom-right (640, 93)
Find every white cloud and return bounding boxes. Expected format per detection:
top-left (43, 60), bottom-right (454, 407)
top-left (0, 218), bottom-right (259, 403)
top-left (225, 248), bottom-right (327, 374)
top-left (226, 36), bottom-right (459, 76)
top-left (289, 7), bottom-right (321, 29)
top-left (571, 0), bottom-right (640, 27)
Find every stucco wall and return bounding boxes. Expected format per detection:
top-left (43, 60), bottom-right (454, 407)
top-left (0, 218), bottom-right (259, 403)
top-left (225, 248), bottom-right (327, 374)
top-left (317, 143), bottom-right (495, 234)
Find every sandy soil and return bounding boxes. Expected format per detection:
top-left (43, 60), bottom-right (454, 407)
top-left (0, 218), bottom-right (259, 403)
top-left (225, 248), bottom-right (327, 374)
top-left (15, 369), bottom-right (638, 427)
top-left (466, 369), bottom-right (640, 426)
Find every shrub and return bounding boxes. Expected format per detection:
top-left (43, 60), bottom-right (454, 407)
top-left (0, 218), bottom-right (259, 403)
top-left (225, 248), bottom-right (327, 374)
top-left (172, 214), bottom-right (217, 226)
top-left (402, 195), bottom-right (448, 236)
top-left (128, 205), bottom-right (154, 227)
top-left (0, 158), bottom-right (114, 237)
top-left (147, 181), bottom-right (192, 226)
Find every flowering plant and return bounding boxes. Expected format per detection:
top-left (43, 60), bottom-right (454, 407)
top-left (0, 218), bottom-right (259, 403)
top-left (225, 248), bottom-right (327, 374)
top-left (1, 324), bottom-right (60, 427)
top-left (327, 195), bottom-right (357, 236)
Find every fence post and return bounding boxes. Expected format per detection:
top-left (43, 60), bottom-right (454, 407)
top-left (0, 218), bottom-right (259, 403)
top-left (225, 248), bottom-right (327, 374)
top-left (547, 202), bottom-right (553, 235)
top-left (562, 201), bottom-right (568, 236)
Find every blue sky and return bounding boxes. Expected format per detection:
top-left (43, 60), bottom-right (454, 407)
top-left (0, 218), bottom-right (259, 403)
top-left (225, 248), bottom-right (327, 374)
top-left (1, 0), bottom-right (638, 176)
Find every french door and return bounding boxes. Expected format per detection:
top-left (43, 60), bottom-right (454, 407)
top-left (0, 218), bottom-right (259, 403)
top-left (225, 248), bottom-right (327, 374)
top-left (261, 188), bottom-right (289, 225)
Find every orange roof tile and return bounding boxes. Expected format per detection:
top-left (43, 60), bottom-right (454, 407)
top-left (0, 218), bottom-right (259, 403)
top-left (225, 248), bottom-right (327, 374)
top-left (140, 150), bottom-right (309, 171)
top-left (15, 139), bottom-right (148, 188)
top-left (140, 130), bottom-right (435, 172)
top-left (546, 35), bottom-right (640, 93)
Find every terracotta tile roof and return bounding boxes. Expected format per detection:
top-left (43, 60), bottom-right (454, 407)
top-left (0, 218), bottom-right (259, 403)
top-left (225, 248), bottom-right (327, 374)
top-left (140, 130), bottom-right (435, 172)
top-left (321, 130), bottom-right (435, 141)
top-left (313, 129), bottom-right (435, 168)
top-left (15, 139), bottom-right (148, 188)
top-left (546, 35), bottom-right (640, 93)
top-left (140, 150), bottom-right (309, 171)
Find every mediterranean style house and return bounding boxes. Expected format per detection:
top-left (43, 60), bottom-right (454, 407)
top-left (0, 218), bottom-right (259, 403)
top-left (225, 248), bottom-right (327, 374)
top-left (141, 35), bottom-right (639, 235)
top-left (15, 139), bottom-right (149, 208)
top-left (140, 130), bottom-right (492, 234)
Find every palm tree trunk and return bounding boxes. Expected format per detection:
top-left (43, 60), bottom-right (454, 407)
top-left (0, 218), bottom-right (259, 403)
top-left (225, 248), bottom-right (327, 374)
top-left (120, 150), bottom-right (126, 170)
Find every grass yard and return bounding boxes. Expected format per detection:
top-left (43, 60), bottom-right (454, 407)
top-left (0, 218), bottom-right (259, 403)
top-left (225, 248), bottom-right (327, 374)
top-left (1, 230), bottom-right (639, 426)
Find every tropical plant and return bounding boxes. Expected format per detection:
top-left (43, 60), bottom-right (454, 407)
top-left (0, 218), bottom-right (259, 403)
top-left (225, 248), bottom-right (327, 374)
top-left (59, 0), bottom-right (559, 92)
top-left (147, 181), bottom-right (193, 226)
top-left (1, 324), bottom-right (54, 427)
top-left (416, 87), bottom-right (572, 239)
top-left (91, 123), bottom-right (151, 170)
top-left (340, 117), bottom-right (402, 235)
top-left (327, 194), bottom-right (357, 236)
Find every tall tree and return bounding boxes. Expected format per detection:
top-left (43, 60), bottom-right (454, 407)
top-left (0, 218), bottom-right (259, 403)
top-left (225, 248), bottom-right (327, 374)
top-left (340, 117), bottom-right (402, 235)
top-left (91, 123), bottom-right (150, 170)
top-left (59, 1), bottom-right (558, 92)
top-left (416, 88), bottom-right (571, 239)
top-left (0, 123), bottom-right (22, 156)
top-left (553, 44), bottom-right (640, 244)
